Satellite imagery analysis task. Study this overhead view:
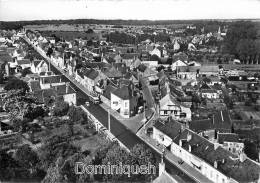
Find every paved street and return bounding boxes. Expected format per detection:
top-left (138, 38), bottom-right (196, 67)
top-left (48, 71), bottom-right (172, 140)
top-left (23, 36), bottom-right (198, 182)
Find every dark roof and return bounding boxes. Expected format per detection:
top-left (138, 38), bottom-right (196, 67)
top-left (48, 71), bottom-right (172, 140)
top-left (121, 53), bottom-right (139, 60)
top-left (112, 85), bottom-right (133, 100)
top-left (84, 62), bottom-right (110, 69)
top-left (0, 51), bottom-right (12, 63)
top-left (33, 60), bottom-right (41, 67)
top-left (153, 119), bottom-right (182, 140)
top-left (17, 59), bottom-right (31, 65)
top-left (103, 66), bottom-right (123, 78)
top-left (34, 84), bottom-right (76, 103)
top-left (40, 75), bottom-right (66, 84)
top-left (201, 89), bottom-right (218, 94)
top-left (190, 110), bottom-right (232, 133)
top-left (85, 69), bottom-right (99, 80)
top-left (175, 129), bottom-right (260, 182)
top-left (218, 133), bottom-right (240, 144)
top-left (103, 83), bottom-right (118, 100)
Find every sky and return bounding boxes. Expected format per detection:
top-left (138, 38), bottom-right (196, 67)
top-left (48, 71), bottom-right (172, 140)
top-left (0, 0), bottom-right (260, 21)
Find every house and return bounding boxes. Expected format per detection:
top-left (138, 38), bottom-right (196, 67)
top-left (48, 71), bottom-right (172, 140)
top-left (159, 93), bottom-right (191, 122)
top-left (16, 59), bottom-right (31, 70)
top-left (171, 59), bottom-right (188, 71)
top-left (177, 66), bottom-right (199, 80)
top-left (84, 68), bottom-right (105, 93)
top-left (217, 133), bottom-right (244, 156)
top-left (39, 75), bottom-right (66, 89)
top-left (31, 60), bottom-right (49, 74)
top-left (150, 47), bottom-right (161, 58)
top-left (121, 53), bottom-right (139, 64)
top-left (190, 110), bottom-right (232, 140)
top-left (199, 65), bottom-right (219, 77)
top-left (103, 66), bottom-right (123, 79)
top-left (152, 120), bottom-right (260, 183)
top-left (200, 89), bottom-right (219, 99)
top-left (34, 82), bottom-right (77, 105)
top-left (110, 84), bottom-right (138, 118)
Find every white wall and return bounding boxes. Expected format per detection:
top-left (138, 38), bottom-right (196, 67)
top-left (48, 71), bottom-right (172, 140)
top-left (170, 142), bottom-right (230, 183)
top-left (63, 93), bottom-right (76, 105)
top-left (153, 127), bottom-right (173, 147)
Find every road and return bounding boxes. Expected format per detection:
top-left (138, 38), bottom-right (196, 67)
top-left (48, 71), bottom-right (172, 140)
top-left (23, 36), bottom-right (195, 183)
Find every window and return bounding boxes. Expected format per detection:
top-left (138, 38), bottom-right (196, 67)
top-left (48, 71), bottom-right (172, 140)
top-left (113, 101), bottom-right (118, 105)
top-left (222, 178), bottom-right (225, 183)
top-left (125, 102), bottom-right (128, 107)
top-left (164, 110), bottom-right (168, 115)
top-left (174, 110), bottom-right (177, 114)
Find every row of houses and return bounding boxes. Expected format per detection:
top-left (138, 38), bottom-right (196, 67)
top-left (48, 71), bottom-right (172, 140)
top-left (152, 118), bottom-right (260, 183)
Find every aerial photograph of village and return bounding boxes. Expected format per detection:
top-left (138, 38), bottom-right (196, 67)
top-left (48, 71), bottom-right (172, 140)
top-left (0, 0), bottom-right (260, 182)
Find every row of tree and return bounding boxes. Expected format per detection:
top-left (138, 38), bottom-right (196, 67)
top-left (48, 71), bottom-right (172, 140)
top-left (224, 21), bottom-right (260, 64)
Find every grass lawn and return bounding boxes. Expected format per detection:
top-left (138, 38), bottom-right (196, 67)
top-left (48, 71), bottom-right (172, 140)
top-left (73, 133), bottom-right (109, 153)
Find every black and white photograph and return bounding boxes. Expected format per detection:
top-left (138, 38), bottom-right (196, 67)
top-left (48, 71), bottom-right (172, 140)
top-left (0, 0), bottom-right (260, 182)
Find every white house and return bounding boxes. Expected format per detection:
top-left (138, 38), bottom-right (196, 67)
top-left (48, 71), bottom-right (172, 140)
top-left (200, 89), bottom-right (219, 99)
top-left (159, 93), bottom-right (191, 121)
top-left (16, 59), bottom-right (31, 70)
top-left (31, 60), bottom-right (49, 74)
top-left (39, 75), bottom-right (66, 89)
top-left (110, 85), bottom-right (137, 118)
top-left (150, 47), bottom-right (161, 58)
top-left (83, 69), bottom-right (102, 92)
top-left (217, 133), bottom-right (244, 156)
top-left (171, 60), bottom-right (188, 71)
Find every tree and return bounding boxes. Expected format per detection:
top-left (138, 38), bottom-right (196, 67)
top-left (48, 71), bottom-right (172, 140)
top-left (53, 99), bottom-right (69, 116)
top-left (3, 90), bottom-right (39, 121)
top-left (130, 144), bottom-right (157, 181)
top-left (39, 135), bottom-right (79, 170)
top-left (0, 70), bottom-right (4, 84)
top-left (100, 143), bottom-right (157, 182)
top-left (4, 78), bottom-right (29, 93)
top-left (21, 67), bottom-right (32, 77)
top-left (14, 144), bottom-right (39, 174)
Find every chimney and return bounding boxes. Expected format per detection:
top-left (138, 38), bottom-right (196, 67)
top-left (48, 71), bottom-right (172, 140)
top-left (159, 152), bottom-right (165, 176)
top-left (214, 160), bottom-right (218, 169)
top-left (66, 82), bottom-right (69, 94)
top-left (179, 139), bottom-right (182, 147)
top-left (239, 152), bottom-right (246, 163)
top-left (5, 63), bottom-right (9, 77)
top-left (187, 131), bottom-right (192, 142)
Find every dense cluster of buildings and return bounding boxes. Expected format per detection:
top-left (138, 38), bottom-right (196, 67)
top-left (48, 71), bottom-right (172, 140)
top-left (1, 23), bottom-right (260, 182)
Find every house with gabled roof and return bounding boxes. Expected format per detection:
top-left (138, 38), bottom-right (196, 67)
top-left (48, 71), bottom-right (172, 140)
top-left (217, 133), bottom-right (244, 156)
top-left (102, 66), bottom-right (123, 79)
top-left (34, 82), bottom-right (76, 105)
top-left (39, 75), bottom-right (66, 89)
top-left (83, 68), bottom-right (100, 92)
top-left (16, 59), bottom-right (31, 70)
top-left (159, 93), bottom-right (191, 122)
top-left (31, 60), bottom-right (48, 74)
top-left (110, 83), bottom-right (138, 118)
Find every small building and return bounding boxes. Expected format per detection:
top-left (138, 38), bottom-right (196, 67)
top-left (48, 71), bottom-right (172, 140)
top-left (110, 84), bottom-right (138, 118)
top-left (31, 60), bottom-right (48, 74)
top-left (159, 93), bottom-right (191, 121)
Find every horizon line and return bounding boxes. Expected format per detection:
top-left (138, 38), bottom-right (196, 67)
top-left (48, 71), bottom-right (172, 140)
top-left (1, 18), bottom-right (260, 23)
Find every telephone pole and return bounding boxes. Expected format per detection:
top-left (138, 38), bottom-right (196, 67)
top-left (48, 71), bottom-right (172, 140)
top-left (108, 110), bottom-right (111, 132)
